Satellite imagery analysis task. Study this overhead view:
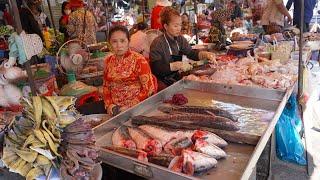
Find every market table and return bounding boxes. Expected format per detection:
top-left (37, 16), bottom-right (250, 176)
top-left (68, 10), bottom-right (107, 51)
top-left (94, 80), bottom-right (294, 180)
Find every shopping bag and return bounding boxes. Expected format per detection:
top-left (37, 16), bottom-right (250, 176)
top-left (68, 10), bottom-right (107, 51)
top-left (275, 95), bottom-right (306, 165)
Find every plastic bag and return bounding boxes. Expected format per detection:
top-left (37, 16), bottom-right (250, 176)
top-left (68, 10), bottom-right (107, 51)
top-left (275, 94), bottom-right (306, 165)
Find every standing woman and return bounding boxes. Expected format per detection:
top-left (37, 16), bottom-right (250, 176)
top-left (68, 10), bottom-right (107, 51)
top-left (59, 1), bottom-right (71, 40)
top-left (151, 0), bottom-right (172, 30)
top-left (19, 0), bottom-right (44, 40)
top-left (67, 0), bottom-right (97, 45)
top-left (261, 0), bottom-right (292, 34)
top-left (149, 7), bottom-right (216, 87)
top-left (103, 26), bottom-right (157, 115)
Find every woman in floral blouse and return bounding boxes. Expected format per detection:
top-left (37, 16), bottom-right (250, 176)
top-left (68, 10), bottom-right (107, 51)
top-left (103, 26), bottom-right (157, 115)
top-left (67, 0), bottom-right (97, 45)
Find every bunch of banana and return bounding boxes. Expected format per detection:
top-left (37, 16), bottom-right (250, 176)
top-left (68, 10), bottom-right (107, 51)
top-left (2, 96), bottom-right (78, 180)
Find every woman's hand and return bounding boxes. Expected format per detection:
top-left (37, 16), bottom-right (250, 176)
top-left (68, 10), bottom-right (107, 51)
top-left (287, 15), bottom-right (293, 25)
top-left (107, 104), bottom-right (121, 116)
top-left (170, 61), bottom-right (184, 71)
top-left (199, 51), bottom-right (217, 64)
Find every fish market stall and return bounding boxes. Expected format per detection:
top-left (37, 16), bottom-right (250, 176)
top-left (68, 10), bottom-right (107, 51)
top-left (94, 80), bottom-right (294, 180)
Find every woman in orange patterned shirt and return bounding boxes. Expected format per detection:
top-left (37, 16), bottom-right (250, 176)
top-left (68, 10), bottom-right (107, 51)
top-left (103, 26), bottom-right (157, 116)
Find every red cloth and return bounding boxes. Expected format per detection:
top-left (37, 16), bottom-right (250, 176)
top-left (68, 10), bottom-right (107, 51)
top-left (60, 15), bottom-right (69, 26)
top-left (69, 0), bottom-right (84, 9)
top-left (151, 5), bottom-right (164, 30)
top-left (3, 10), bottom-right (13, 26)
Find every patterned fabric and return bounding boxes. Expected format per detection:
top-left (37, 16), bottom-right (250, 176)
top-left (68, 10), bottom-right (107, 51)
top-left (261, 0), bottom-right (285, 26)
top-left (67, 8), bottom-right (97, 45)
top-left (151, 5), bottom-right (164, 30)
top-left (210, 8), bottom-right (233, 23)
top-left (103, 50), bottom-right (156, 113)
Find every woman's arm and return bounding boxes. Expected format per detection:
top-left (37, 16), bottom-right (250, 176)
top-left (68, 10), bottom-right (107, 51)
top-left (103, 58), bottom-right (117, 114)
top-left (136, 57), bottom-right (156, 101)
top-left (149, 40), bottom-right (171, 77)
top-left (274, 0), bottom-right (292, 22)
top-left (179, 36), bottom-right (200, 60)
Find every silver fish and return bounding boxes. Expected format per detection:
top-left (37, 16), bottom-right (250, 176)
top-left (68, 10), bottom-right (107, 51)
top-left (127, 126), bottom-right (162, 156)
top-left (182, 150), bottom-right (218, 176)
top-left (112, 126), bottom-right (137, 149)
top-left (164, 137), bottom-right (193, 156)
top-left (193, 139), bottom-right (227, 159)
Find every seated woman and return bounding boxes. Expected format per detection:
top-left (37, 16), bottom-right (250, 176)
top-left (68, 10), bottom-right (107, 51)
top-left (103, 26), bottom-right (157, 115)
top-left (149, 7), bottom-right (216, 87)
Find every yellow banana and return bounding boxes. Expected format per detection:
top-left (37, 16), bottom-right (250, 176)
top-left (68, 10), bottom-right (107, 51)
top-left (35, 154), bottom-right (51, 166)
top-left (31, 141), bottom-right (47, 148)
top-left (9, 157), bottom-right (24, 171)
top-left (14, 159), bottom-right (27, 175)
top-left (32, 96), bottom-right (42, 128)
top-left (44, 96), bottom-right (60, 117)
top-left (26, 167), bottom-right (44, 180)
top-left (41, 97), bottom-right (57, 122)
top-left (18, 163), bottom-right (33, 177)
top-left (41, 129), bottom-right (61, 157)
top-left (54, 96), bottom-right (76, 111)
top-left (23, 134), bottom-right (36, 148)
top-left (42, 120), bottom-right (60, 143)
top-left (14, 148), bottom-right (38, 163)
top-left (33, 129), bottom-right (47, 145)
top-left (2, 147), bottom-right (18, 167)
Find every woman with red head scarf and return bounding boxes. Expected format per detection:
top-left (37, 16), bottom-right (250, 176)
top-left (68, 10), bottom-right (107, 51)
top-left (59, 1), bottom-right (71, 40)
top-left (67, 0), bottom-right (97, 45)
top-left (151, 0), bottom-right (172, 30)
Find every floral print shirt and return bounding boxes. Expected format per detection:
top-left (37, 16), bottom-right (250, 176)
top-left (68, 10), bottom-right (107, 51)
top-left (103, 50), bottom-right (156, 114)
top-left (67, 8), bottom-right (97, 45)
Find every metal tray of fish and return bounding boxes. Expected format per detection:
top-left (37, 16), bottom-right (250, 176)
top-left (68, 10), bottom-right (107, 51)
top-left (94, 80), bottom-right (294, 180)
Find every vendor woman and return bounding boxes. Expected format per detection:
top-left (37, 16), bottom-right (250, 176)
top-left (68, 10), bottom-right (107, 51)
top-left (149, 7), bottom-right (216, 87)
top-left (103, 26), bottom-right (157, 116)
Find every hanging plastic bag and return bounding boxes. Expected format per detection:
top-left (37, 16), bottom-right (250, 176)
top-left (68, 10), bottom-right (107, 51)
top-left (275, 94), bottom-right (306, 165)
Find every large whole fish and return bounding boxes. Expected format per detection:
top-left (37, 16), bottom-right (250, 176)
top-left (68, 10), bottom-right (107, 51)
top-left (139, 125), bottom-right (227, 148)
top-left (193, 139), bottom-right (227, 159)
top-left (169, 150), bottom-right (218, 176)
top-left (138, 125), bottom-right (186, 145)
top-left (158, 105), bottom-right (238, 122)
top-left (132, 114), bottom-right (239, 131)
top-left (112, 126), bottom-right (137, 149)
top-left (127, 126), bottom-right (162, 156)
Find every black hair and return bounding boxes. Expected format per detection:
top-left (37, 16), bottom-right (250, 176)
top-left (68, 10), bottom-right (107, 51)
top-left (230, 0), bottom-right (237, 5)
top-left (61, 1), bottom-right (69, 15)
top-left (137, 22), bottom-right (147, 31)
top-left (108, 25), bottom-right (130, 41)
top-left (182, 13), bottom-right (189, 17)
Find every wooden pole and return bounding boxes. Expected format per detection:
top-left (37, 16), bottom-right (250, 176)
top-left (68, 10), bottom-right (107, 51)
top-left (193, 0), bottom-right (199, 44)
top-left (46, 0), bottom-right (57, 36)
top-left (298, 0), bottom-right (304, 99)
top-left (10, 0), bottom-right (37, 96)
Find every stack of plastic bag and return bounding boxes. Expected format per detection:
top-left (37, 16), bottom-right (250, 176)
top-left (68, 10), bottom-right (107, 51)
top-left (276, 94), bottom-right (306, 165)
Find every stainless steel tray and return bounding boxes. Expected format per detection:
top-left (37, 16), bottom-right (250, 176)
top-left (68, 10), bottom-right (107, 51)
top-left (94, 80), bottom-right (294, 180)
